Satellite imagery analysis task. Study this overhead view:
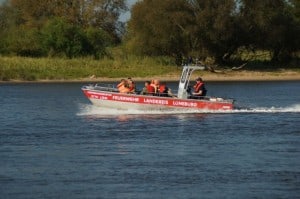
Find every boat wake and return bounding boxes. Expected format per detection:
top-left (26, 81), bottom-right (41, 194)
top-left (77, 103), bottom-right (300, 116)
top-left (234, 104), bottom-right (300, 113)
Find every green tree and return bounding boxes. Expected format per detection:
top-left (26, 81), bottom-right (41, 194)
top-left (190, 0), bottom-right (239, 63)
top-left (5, 25), bottom-right (44, 56)
top-left (127, 0), bottom-right (239, 64)
top-left (41, 18), bottom-right (88, 58)
top-left (239, 0), bottom-right (300, 62)
top-left (7, 0), bottom-right (127, 43)
top-left (0, 0), bottom-right (128, 58)
top-left (127, 0), bottom-right (194, 58)
top-left (291, 0), bottom-right (300, 23)
top-left (85, 27), bottom-right (112, 59)
top-left (41, 18), bottom-right (113, 58)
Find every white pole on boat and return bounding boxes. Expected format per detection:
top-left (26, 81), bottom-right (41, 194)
top-left (177, 64), bottom-right (205, 99)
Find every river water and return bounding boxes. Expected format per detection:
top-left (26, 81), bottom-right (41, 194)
top-left (0, 81), bottom-right (299, 199)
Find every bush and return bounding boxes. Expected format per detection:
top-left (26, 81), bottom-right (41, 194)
top-left (41, 18), bottom-right (89, 58)
top-left (5, 26), bottom-right (45, 57)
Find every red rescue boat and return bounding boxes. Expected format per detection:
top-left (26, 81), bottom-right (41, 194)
top-left (81, 65), bottom-right (234, 111)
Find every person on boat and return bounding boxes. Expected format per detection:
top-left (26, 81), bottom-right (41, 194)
top-left (191, 77), bottom-right (207, 98)
top-left (158, 81), bottom-right (169, 97)
top-left (188, 56), bottom-right (193, 65)
top-left (141, 81), bottom-right (155, 95)
top-left (158, 81), bottom-right (174, 97)
top-left (117, 79), bottom-right (130, 93)
top-left (127, 77), bottom-right (136, 93)
top-left (151, 79), bottom-right (160, 94)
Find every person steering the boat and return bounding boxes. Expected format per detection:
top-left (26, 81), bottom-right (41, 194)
top-left (191, 77), bottom-right (207, 98)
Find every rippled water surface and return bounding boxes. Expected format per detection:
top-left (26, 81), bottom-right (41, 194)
top-left (0, 81), bottom-right (300, 198)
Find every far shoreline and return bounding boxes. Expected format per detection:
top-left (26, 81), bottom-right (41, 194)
top-left (1, 70), bottom-right (300, 84)
top-left (1, 56), bottom-right (299, 84)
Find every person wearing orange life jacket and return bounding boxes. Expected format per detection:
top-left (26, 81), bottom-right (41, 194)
top-left (158, 81), bottom-right (173, 97)
top-left (117, 79), bottom-right (130, 93)
top-left (192, 77), bottom-right (207, 98)
top-left (141, 81), bottom-right (155, 95)
top-left (151, 79), bottom-right (160, 94)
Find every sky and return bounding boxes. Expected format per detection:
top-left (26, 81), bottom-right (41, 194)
top-left (120, 0), bottom-right (138, 22)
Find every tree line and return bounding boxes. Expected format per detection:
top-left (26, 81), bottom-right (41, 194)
top-left (0, 0), bottom-right (299, 64)
top-left (0, 0), bottom-right (127, 58)
top-left (127, 0), bottom-right (300, 64)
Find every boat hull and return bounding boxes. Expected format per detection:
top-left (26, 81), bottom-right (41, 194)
top-left (82, 88), bottom-right (233, 111)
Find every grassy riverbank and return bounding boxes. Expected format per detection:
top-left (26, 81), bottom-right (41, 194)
top-left (0, 56), bottom-right (177, 81)
top-left (1, 56), bottom-right (300, 82)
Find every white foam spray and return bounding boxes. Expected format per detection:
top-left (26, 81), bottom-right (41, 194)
top-left (77, 103), bottom-right (300, 116)
top-left (233, 103), bottom-right (300, 113)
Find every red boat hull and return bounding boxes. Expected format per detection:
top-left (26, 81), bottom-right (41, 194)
top-left (82, 88), bottom-right (233, 111)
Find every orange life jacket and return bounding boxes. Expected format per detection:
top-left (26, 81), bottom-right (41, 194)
top-left (193, 82), bottom-right (207, 96)
top-left (159, 85), bottom-right (167, 93)
top-left (147, 85), bottom-right (155, 94)
top-left (128, 82), bottom-right (135, 92)
top-left (150, 83), bottom-right (158, 93)
top-left (194, 82), bottom-right (204, 93)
